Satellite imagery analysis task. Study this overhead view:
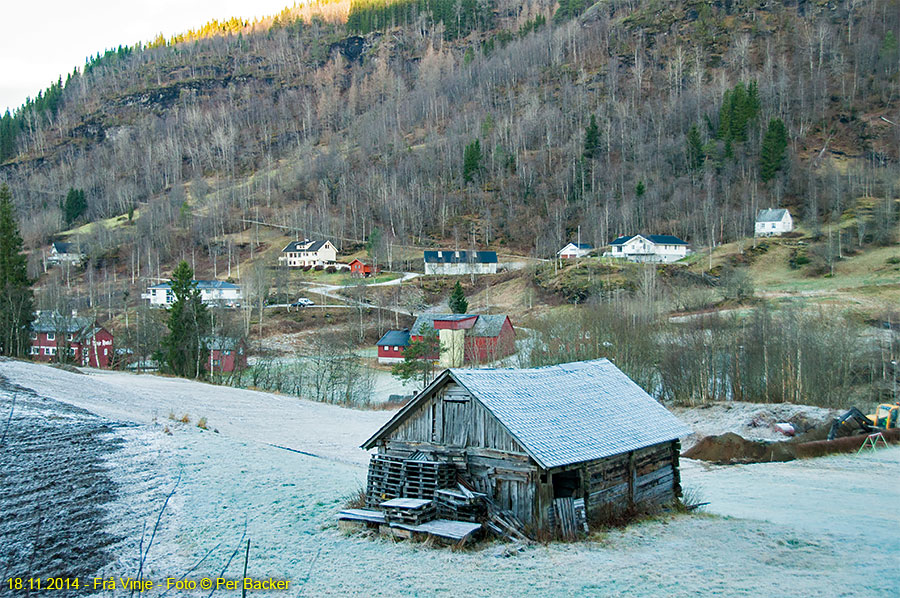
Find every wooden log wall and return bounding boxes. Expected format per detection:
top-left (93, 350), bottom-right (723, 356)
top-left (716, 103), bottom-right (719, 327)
top-left (578, 440), bottom-right (678, 513)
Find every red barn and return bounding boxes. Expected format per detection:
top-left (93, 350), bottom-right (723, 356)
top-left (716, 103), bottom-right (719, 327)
top-left (29, 311), bottom-right (114, 368)
top-left (376, 329), bottom-right (411, 364)
top-left (349, 258), bottom-right (379, 277)
top-left (410, 313), bottom-right (515, 364)
top-left (205, 337), bottom-right (248, 373)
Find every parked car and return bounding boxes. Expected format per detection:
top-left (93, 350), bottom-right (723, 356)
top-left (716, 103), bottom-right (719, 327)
top-left (291, 297), bottom-right (315, 307)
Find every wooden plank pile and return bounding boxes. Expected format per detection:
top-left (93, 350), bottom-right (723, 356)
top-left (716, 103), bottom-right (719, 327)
top-left (380, 498), bottom-right (436, 526)
top-left (435, 486), bottom-right (486, 522)
top-left (401, 459), bottom-right (456, 500)
top-left (366, 454), bottom-right (405, 507)
top-left (548, 497), bottom-right (588, 540)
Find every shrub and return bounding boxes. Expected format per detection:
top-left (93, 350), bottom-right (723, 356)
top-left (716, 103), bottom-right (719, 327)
top-left (314, 264), bottom-right (324, 271)
top-left (197, 416), bottom-right (208, 430)
top-left (179, 413), bottom-right (190, 424)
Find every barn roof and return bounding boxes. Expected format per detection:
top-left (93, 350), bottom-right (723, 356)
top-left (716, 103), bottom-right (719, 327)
top-left (410, 313), bottom-right (512, 339)
top-left (282, 239), bottom-right (329, 252)
top-left (423, 250), bottom-right (498, 264)
top-left (362, 359), bottom-right (690, 469)
top-left (52, 241), bottom-right (78, 254)
top-left (31, 311), bottom-right (95, 333)
top-left (609, 234), bottom-right (688, 246)
top-left (756, 208), bottom-right (789, 222)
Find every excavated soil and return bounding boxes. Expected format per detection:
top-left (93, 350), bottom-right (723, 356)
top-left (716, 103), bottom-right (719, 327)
top-left (683, 429), bottom-right (900, 463)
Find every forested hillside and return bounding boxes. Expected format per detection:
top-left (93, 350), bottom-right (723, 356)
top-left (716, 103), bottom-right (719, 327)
top-left (0, 0), bottom-right (898, 278)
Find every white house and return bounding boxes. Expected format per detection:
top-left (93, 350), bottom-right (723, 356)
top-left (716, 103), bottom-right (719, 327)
top-left (755, 209), bottom-right (793, 236)
top-left (424, 250), bottom-right (499, 275)
top-left (278, 239), bottom-right (338, 267)
top-left (142, 280), bottom-right (242, 308)
top-left (606, 234), bottom-right (689, 263)
top-left (557, 242), bottom-right (593, 259)
top-left (47, 242), bottom-right (84, 266)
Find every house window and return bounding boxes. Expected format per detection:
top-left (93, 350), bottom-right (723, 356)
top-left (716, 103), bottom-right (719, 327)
top-left (30, 332), bottom-right (37, 340)
top-left (224, 350), bottom-right (231, 356)
top-left (47, 332), bottom-right (55, 341)
top-left (771, 223), bottom-right (776, 229)
top-left (30, 346), bottom-right (39, 355)
top-left (68, 347), bottom-right (77, 356)
top-left (394, 346), bottom-right (400, 352)
top-left (212, 359), bottom-right (221, 367)
top-left (44, 347), bottom-right (56, 356)
top-left (66, 333), bottom-right (74, 341)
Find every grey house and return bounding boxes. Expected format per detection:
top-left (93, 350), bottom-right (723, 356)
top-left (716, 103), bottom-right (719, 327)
top-left (362, 359), bottom-right (689, 530)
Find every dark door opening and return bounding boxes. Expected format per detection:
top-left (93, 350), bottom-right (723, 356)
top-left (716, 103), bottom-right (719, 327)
top-left (552, 469), bottom-right (581, 498)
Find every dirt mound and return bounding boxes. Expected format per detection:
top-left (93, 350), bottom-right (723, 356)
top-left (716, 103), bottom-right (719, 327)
top-left (683, 432), bottom-right (796, 464)
top-left (683, 429), bottom-right (900, 464)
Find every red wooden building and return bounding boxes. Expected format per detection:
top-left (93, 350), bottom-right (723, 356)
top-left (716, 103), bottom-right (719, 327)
top-left (29, 311), bottom-right (114, 368)
top-left (206, 337), bottom-right (248, 373)
top-left (376, 329), bottom-right (411, 364)
top-left (349, 258), bottom-right (379, 277)
top-left (410, 313), bottom-right (516, 364)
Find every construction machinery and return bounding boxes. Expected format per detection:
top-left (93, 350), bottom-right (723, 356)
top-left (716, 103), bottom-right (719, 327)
top-left (827, 402), bottom-right (900, 440)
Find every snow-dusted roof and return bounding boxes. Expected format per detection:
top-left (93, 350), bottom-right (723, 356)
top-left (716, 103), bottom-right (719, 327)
top-left (363, 359), bottom-right (690, 469)
top-left (756, 209), bottom-right (789, 222)
top-left (282, 240), bottom-right (330, 252)
top-left (609, 234), bottom-right (688, 246)
top-left (423, 250), bottom-right (498, 264)
top-left (377, 329), bottom-right (411, 347)
top-left (148, 280), bottom-right (240, 290)
top-left (410, 313), bottom-right (511, 339)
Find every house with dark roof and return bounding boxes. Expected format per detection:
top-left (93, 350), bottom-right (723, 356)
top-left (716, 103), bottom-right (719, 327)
top-left (606, 234), bottom-right (689, 263)
top-left (47, 241), bottom-right (84, 266)
top-left (411, 313), bottom-right (515, 366)
top-left (376, 329), bottom-right (411, 364)
top-left (278, 239), bottom-right (338, 267)
top-left (557, 242), bottom-right (593, 259)
top-left (141, 280), bottom-right (242, 307)
top-left (204, 336), bottom-right (248, 373)
top-left (755, 208), bottom-right (793, 236)
top-left (424, 250), bottom-right (498, 275)
top-left (361, 359), bottom-right (690, 530)
top-left (29, 311), bottom-right (114, 368)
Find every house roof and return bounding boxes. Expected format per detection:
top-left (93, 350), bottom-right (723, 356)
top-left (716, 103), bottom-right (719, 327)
top-left (148, 280), bottom-right (240, 290)
top-left (756, 208), bottom-right (789, 222)
top-left (52, 242), bottom-right (78, 254)
top-left (349, 258), bottom-right (372, 266)
top-left (609, 234), bottom-right (688, 246)
top-left (423, 250), bottom-right (498, 264)
top-left (31, 311), bottom-right (95, 334)
top-left (362, 359), bottom-right (690, 469)
top-left (410, 313), bottom-right (512, 339)
top-left (203, 336), bottom-right (243, 350)
top-left (282, 240), bottom-right (330, 253)
top-left (377, 329), bottom-right (411, 347)
top-left (560, 242), bottom-right (593, 250)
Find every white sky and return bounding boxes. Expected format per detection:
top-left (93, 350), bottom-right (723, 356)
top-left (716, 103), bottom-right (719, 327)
top-left (0, 1), bottom-right (296, 114)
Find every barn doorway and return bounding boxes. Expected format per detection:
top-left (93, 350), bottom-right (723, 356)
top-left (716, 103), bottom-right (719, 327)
top-left (552, 470), bottom-right (581, 498)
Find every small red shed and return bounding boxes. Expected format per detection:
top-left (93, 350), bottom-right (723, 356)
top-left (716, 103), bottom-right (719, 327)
top-left (206, 337), bottom-right (248, 373)
top-left (349, 258), bottom-right (379, 277)
top-left (376, 329), bottom-right (411, 364)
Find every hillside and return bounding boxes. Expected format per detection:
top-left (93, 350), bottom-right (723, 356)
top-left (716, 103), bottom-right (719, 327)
top-left (0, 0), bottom-right (897, 276)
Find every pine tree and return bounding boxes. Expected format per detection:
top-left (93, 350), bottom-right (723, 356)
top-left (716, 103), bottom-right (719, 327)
top-left (391, 328), bottom-right (442, 389)
top-left (463, 139), bottom-right (482, 183)
top-left (760, 118), bottom-right (789, 183)
top-left (583, 114), bottom-right (600, 160)
top-left (448, 281), bottom-right (469, 313)
top-left (687, 125), bottom-right (704, 171)
top-left (0, 184), bottom-right (34, 357)
top-left (63, 188), bottom-right (87, 225)
top-left (163, 261), bottom-right (211, 378)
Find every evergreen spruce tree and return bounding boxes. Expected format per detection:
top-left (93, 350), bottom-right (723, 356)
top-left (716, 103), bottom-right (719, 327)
top-left (760, 118), bottom-right (789, 182)
top-left (687, 125), bottom-right (704, 171)
top-left (448, 281), bottom-right (469, 313)
top-left (63, 188), bottom-right (87, 225)
top-left (463, 139), bottom-right (482, 183)
top-left (391, 328), bottom-right (442, 389)
top-left (163, 261), bottom-right (211, 378)
top-left (583, 114), bottom-right (600, 159)
top-left (0, 184), bottom-right (34, 357)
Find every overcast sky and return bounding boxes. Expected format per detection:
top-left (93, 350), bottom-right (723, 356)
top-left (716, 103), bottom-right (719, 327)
top-left (1, 1), bottom-right (294, 114)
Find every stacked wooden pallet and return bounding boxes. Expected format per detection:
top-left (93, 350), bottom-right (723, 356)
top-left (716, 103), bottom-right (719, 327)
top-left (380, 498), bottom-right (436, 525)
top-left (366, 454), bottom-right (405, 507)
top-left (435, 487), bottom-right (486, 522)
top-left (401, 459), bottom-right (456, 500)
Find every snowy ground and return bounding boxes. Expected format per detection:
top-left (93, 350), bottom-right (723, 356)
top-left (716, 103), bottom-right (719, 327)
top-left (1, 359), bottom-right (898, 597)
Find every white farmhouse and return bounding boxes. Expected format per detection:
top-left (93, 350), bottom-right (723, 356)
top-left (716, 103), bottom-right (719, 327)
top-left (142, 280), bottom-right (242, 308)
top-left (607, 234), bottom-right (689, 263)
top-left (755, 209), bottom-right (793, 236)
top-left (424, 250), bottom-right (498, 275)
top-left (557, 242), bottom-right (593, 259)
top-left (47, 242), bottom-right (84, 266)
top-left (278, 239), bottom-right (338, 267)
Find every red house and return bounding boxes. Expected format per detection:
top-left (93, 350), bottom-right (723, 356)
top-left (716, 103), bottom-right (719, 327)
top-left (349, 258), bottom-right (379, 277)
top-left (376, 329), bottom-right (411, 364)
top-left (29, 311), bottom-right (114, 368)
top-left (206, 337), bottom-right (248, 373)
top-left (410, 313), bottom-right (516, 364)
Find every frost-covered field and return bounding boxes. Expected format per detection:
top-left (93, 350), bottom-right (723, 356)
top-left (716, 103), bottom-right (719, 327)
top-left (1, 359), bottom-right (897, 597)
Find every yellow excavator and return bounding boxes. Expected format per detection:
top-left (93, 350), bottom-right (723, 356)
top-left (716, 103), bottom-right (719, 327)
top-left (827, 402), bottom-right (900, 441)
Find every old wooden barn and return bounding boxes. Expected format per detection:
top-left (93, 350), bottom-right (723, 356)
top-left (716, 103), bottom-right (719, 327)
top-left (361, 359), bottom-right (690, 533)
